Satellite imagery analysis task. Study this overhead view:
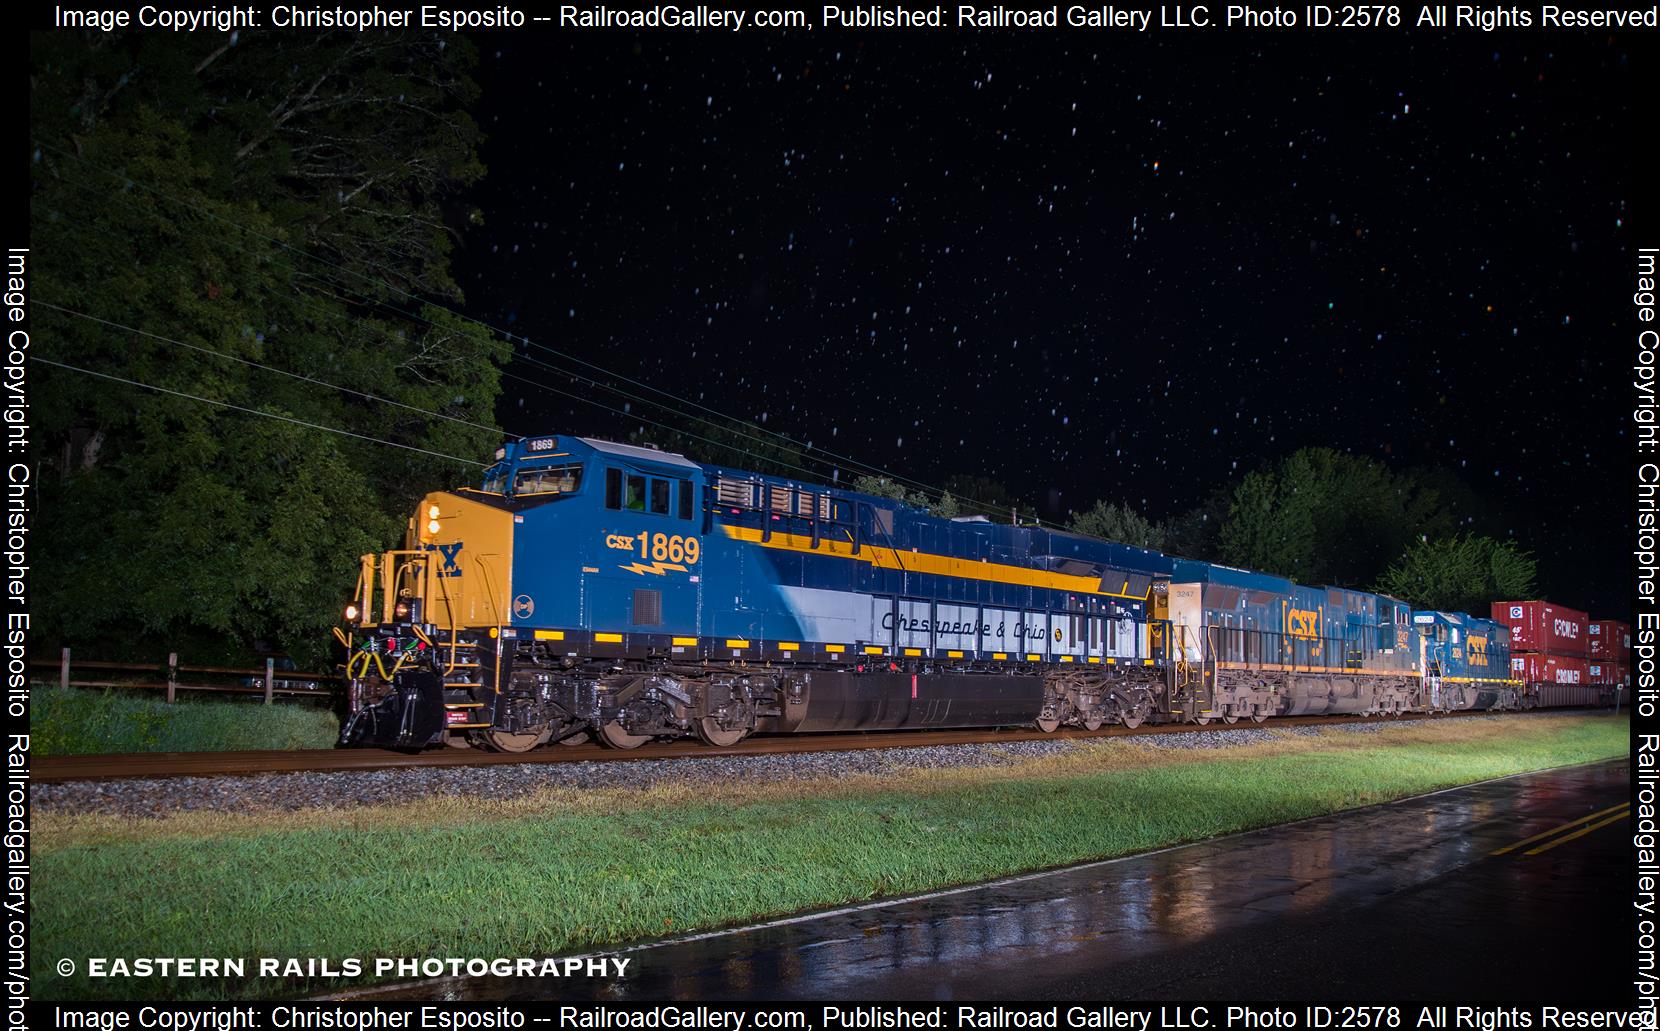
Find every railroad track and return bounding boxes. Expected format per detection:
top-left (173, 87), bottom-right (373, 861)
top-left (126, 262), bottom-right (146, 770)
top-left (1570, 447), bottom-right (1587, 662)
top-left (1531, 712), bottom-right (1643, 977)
top-left (33, 709), bottom-right (1512, 783)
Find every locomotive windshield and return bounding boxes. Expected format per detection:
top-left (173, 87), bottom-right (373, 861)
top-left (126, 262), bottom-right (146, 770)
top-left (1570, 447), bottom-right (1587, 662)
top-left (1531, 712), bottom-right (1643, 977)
top-left (513, 463), bottom-right (584, 496)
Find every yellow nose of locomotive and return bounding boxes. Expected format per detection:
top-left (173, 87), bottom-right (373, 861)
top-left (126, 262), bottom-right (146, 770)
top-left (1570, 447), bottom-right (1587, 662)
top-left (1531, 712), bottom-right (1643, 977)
top-left (405, 490), bottom-right (517, 631)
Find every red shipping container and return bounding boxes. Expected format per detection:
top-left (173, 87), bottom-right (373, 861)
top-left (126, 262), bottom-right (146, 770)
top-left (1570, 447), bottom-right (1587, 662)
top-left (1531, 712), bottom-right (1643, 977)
top-left (1491, 600), bottom-right (1589, 656)
top-left (1511, 652), bottom-right (1590, 686)
top-left (1588, 620), bottom-right (1631, 659)
top-left (1588, 660), bottom-right (1619, 686)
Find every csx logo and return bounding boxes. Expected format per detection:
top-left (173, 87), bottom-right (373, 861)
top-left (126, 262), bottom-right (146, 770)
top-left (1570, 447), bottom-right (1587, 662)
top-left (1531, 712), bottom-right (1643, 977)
top-left (1286, 608), bottom-right (1320, 640)
top-left (606, 535), bottom-right (637, 551)
top-left (1467, 635), bottom-right (1488, 667)
top-left (425, 541), bottom-right (464, 578)
top-left (1553, 618), bottom-right (1579, 638)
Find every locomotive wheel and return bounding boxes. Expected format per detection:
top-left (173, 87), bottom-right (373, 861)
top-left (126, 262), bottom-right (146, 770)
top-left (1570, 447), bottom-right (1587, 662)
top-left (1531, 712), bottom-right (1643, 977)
top-left (1081, 716), bottom-right (1104, 732)
top-left (598, 721), bottom-right (652, 749)
top-left (1250, 711), bottom-right (1269, 724)
top-left (1121, 715), bottom-right (1145, 730)
top-left (483, 727), bottom-right (550, 753)
top-left (1035, 716), bottom-right (1061, 733)
top-left (1222, 714), bottom-right (1240, 725)
top-left (695, 716), bottom-right (750, 748)
top-left (1194, 716), bottom-right (1213, 726)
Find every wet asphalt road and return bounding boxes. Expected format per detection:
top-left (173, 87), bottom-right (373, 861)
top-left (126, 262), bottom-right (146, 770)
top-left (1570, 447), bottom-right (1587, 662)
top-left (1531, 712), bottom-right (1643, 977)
top-left (402, 758), bottom-right (1633, 1002)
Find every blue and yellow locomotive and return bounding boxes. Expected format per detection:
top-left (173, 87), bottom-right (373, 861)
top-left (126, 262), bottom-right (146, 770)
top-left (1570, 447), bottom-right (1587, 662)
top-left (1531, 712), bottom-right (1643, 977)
top-left (337, 434), bottom-right (1525, 750)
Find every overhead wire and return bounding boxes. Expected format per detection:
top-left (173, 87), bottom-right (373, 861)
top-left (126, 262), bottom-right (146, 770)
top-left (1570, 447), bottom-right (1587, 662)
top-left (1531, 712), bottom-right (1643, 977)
top-left (34, 140), bottom-right (1031, 520)
top-left (31, 356), bottom-right (488, 467)
top-left (31, 203), bottom-right (864, 491)
top-left (33, 298), bottom-right (518, 441)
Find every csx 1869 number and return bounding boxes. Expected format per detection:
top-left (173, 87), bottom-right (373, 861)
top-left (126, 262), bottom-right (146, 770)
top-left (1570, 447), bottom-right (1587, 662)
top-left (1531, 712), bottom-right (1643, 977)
top-left (608, 532), bottom-right (700, 564)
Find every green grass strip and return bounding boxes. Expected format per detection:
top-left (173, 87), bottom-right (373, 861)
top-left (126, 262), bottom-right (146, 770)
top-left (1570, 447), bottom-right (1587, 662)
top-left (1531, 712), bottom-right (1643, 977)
top-left (32, 687), bottom-right (339, 755)
top-left (33, 715), bottom-right (1627, 1000)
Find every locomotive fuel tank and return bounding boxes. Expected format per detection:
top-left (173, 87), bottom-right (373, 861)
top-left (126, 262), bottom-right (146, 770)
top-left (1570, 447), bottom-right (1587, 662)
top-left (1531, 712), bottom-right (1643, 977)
top-left (772, 670), bottom-right (1046, 733)
top-left (1281, 675), bottom-right (1375, 716)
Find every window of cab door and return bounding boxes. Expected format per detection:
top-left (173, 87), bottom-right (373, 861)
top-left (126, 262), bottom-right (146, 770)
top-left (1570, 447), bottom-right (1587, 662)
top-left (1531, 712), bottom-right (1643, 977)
top-left (605, 467), bottom-right (695, 519)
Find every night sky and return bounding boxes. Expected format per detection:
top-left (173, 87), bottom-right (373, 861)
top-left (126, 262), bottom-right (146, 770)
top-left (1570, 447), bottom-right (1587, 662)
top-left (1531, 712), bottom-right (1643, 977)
top-left (452, 29), bottom-right (1646, 613)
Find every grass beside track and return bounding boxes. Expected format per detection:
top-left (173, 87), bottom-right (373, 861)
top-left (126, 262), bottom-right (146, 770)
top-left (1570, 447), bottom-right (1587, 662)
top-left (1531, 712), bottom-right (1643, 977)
top-left (35, 714), bottom-right (1627, 1000)
top-left (32, 687), bottom-right (339, 756)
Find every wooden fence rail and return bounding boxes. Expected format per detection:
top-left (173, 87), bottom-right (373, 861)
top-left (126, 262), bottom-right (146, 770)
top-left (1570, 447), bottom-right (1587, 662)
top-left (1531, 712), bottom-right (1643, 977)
top-left (32, 649), bottom-right (339, 704)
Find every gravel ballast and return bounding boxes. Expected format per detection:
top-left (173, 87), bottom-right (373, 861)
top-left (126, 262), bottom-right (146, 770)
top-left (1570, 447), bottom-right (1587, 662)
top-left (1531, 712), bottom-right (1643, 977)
top-left (33, 713), bottom-right (1549, 818)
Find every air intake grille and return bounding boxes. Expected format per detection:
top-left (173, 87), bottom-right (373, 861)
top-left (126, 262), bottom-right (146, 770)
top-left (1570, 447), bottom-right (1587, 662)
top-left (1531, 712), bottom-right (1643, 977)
top-left (633, 589), bottom-right (663, 626)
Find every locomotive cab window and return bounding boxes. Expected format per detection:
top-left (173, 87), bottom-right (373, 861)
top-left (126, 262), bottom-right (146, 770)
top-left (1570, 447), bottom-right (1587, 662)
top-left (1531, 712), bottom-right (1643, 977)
top-left (482, 465), bottom-right (509, 495)
top-left (604, 468), bottom-right (679, 515)
top-left (678, 480), bottom-right (694, 520)
top-left (513, 463), bottom-right (583, 496)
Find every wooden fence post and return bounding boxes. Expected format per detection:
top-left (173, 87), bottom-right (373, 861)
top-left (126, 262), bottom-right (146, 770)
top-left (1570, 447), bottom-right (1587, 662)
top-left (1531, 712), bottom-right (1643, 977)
top-left (60, 647), bottom-right (69, 690)
top-left (166, 652), bottom-right (177, 704)
top-left (264, 658), bottom-right (274, 705)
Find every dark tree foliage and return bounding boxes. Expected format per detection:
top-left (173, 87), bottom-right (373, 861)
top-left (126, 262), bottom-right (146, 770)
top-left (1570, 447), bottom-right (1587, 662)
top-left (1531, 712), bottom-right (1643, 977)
top-left (1162, 488), bottom-right (1230, 560)
top-left (1216, 448), bottom-right (1452, 585)
top-left (1375, 535), bottom-right (1539, 613)
top-left (940, 475), bottom-right (1033, 524)
top-left (1065, 501), bottom-right (1166, 551)
top-left (31, 29), bottom-right (506, 665)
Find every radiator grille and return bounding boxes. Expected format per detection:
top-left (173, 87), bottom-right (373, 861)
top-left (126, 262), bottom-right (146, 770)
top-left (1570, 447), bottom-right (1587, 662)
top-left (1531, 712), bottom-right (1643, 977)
top-left (633, 589), bottom-right (662, 626)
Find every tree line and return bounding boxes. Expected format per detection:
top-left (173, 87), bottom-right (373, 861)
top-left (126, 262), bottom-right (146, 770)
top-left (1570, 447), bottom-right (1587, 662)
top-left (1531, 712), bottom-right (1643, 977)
top-left (33, 28), bottom-right (502, 668)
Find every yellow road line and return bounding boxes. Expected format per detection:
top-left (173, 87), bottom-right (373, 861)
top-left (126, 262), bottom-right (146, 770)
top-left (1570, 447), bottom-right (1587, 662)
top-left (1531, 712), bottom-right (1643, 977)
top-left (1523, 808), bottom-right (1631, 856)
top-left (1490, 801), bottom-right (1631, 855)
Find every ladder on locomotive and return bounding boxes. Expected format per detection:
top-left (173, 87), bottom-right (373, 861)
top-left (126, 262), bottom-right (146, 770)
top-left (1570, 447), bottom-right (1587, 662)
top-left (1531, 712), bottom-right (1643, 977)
top-left (425, 556), bottom-right (489, 692)
top-left (1421, 640), bottom-right (1445, 711)
top-left (1166, 623), bottom-right (1216, 722)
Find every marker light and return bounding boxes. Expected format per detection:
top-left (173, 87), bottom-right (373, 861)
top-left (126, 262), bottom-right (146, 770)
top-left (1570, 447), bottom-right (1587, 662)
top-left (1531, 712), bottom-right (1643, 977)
top-left (394, 601), bottom-right (411, 620)
top-left (427, 519), bottom-right (442, 534)
top-left (343, 604), bottom-right (360, 622)
top-left (428, 505), bottom-right (441, 520)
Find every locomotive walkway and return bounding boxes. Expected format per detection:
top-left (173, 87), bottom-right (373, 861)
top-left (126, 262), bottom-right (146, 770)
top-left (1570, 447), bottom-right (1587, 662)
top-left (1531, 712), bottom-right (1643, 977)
top-left (358, 756), bottom-right (1630, 1002)
top-left (36, 710), bottom-right (1500, 782)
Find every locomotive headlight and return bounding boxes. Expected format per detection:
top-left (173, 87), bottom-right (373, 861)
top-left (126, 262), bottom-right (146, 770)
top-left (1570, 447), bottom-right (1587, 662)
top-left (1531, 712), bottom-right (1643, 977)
top-left (427, 519), bottom-right (442, 535)
top-left (343, 604), bottom-right (360, 622)
top-left (394, 601), bottom-right (411, 621)
top-left (427, 504), bottom-right (441, 520)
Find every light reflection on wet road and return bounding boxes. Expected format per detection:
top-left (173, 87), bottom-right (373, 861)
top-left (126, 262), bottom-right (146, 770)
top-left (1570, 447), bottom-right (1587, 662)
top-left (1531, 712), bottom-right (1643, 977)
top-left (400, 758), bottom-right (1630, 1002)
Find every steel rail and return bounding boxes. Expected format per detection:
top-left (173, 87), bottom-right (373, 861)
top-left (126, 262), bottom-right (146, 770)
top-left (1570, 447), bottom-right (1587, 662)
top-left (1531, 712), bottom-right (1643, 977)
top-left (32, 709), bottom-right (1526, 784)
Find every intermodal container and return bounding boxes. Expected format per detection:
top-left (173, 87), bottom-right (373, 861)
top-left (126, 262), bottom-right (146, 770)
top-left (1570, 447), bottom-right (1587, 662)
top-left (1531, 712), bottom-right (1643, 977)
top-left (1491, 601), bottom-right (1588, 656)
top-left (1534, 683), bottom-right (1602, 708)
top-left (1588, 620), bottom-right (1631, 660)
top-left (1588, 660), bottom-right (1619, 686)
top-left (1511, 652), bottom-right (1589, 686)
